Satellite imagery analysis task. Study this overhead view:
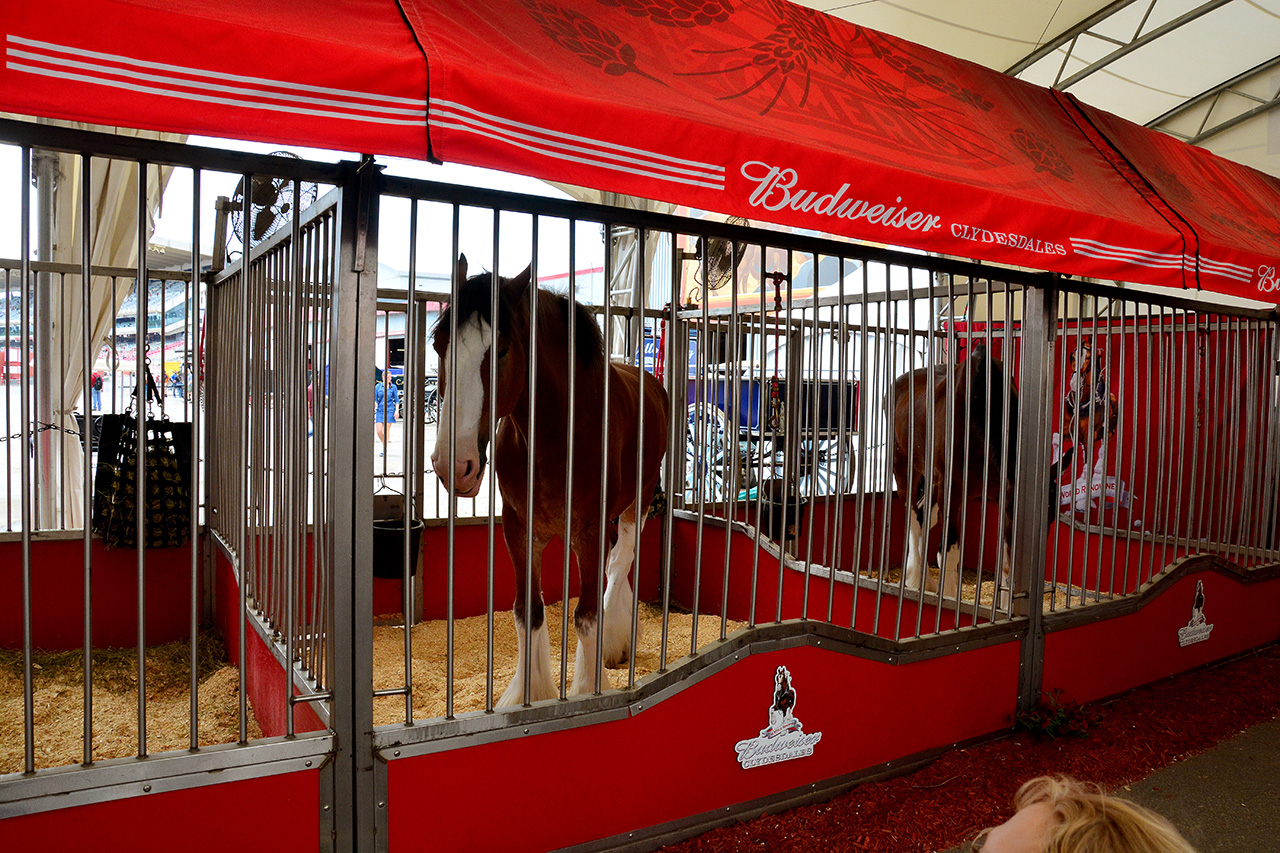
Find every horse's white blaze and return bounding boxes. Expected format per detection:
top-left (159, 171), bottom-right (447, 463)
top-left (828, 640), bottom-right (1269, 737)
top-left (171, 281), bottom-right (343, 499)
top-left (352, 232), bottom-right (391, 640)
top-left (572, 616), bottom-right (598, 695)
top-left (431, 314), bottom-right (491, 477)
top-left (498, 610), bottom-right (556, 707)
top-left (602, 507), bottom-right (640, 667)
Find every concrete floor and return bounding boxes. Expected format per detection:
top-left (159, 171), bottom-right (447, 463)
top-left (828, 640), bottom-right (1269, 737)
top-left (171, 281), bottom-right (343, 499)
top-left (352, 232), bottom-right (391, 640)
top-left (1123, 716), bottom-right (1280, 853)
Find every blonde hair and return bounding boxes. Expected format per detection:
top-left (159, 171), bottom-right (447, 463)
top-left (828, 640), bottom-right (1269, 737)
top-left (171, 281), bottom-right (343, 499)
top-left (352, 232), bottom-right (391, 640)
top-left (1014, 776), bottom-right (1198, 853)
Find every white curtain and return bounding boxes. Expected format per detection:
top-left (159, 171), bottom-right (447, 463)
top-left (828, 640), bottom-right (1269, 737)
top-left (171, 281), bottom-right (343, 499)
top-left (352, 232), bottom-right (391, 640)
top-left (25, 120), bottom-right (185, 528)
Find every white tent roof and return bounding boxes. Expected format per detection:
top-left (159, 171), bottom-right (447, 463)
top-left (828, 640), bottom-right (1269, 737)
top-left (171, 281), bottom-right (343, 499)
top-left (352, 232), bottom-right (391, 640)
top-left (801, 0), bottom-right (1280, 179)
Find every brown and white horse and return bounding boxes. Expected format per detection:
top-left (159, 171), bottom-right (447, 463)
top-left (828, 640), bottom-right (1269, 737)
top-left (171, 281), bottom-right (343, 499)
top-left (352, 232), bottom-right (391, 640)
top-left (888, 343), bottom-right (1068, 602)
top-left (430, 257), bottom-right (670, 705)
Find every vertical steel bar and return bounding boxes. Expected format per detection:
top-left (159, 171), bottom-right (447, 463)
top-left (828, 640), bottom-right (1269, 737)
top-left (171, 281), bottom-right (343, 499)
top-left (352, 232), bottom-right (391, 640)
top-left (79, 152), bottom-right (95, 764)
top-left (995, 284), bottom-right (1015, 619)
top-left (894, 268), bottom-right (916, 641)
top-left (400, 200), bottom-right (419, 723)
top-left (777, 248), bottom-right (796, 625)
top-left (935, 272), bottom-right (957, 633)
top-left (659, 234), bottom-right (679, 671)
top-left (631, 228), bottom-right (649, 680)
top-left (719, 237), bottom-right (738, 641)
top-left (689, 236), bottom-right (707, 649)
top-left (829, 259), bottom-right (850, 623)
top-left (135, 160), bottom-right (149, 757)
top-left (188, 168), bottom-right (201, 748)
top-left (748, 247), bottom-right (768, 629)
top-left (446, 204), bottom-right (460, 716)
top-left (561, 220), bottom-right (577, 695)
top-left (596, 223), bottom-right (613, 690)
top-left (483, 211), bottom-right (499, 709)
top-left (874, 294), bottom-right (895, 636)
top-left (1107, 300), bottom-right (1126, 598)
top-left (914, 270), bottom-right (937, 639)
top-left (20, 145), bottom-right (35, 773)
top-left (522, 215), bottom-right (539, 705)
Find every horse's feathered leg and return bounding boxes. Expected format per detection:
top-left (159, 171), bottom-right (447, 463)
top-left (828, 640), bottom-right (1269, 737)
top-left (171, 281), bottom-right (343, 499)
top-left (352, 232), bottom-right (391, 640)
top-left (570, 518), bottom-right (603, 696)
top-left (903, 478), bottom-right (935, 590)
top-left (497, 505), bottom-right (555, 707)
top-left (602, 501), bottom-right (641, 668)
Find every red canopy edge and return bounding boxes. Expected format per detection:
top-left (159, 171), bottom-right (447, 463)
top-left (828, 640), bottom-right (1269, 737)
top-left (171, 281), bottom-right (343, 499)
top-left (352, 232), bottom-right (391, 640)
top-left (3, 0), bottom-right (1279, 300)
top-left (0, 0), bottom-right (430, 158)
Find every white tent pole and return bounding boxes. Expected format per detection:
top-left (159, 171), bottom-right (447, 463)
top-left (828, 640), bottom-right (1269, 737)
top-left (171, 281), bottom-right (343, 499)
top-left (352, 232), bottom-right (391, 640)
top-left (34, 147), bottom-right (58, 528)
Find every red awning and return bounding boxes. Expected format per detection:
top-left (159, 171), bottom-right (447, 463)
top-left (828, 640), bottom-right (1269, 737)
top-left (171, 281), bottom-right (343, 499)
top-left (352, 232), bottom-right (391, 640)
top-left (3, 0), bottom-right (1279, 299)
top-left (1, 0), bottom-right (429, 158)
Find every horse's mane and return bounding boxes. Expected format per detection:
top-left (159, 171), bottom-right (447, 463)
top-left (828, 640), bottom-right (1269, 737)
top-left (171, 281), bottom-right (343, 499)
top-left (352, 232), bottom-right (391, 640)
top-left (540, 290), bottom-right (607, 372)
top-left (435, 272), bottom-right (606, 372)
top-left (965, 343), bottom-right (1019, 468)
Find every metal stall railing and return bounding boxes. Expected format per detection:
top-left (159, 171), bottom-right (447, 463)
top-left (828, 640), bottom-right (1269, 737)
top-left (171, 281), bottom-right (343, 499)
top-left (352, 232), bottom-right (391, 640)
top-left (1043, 280), bottom-right (1280, 608)
top-left (359, 171), bottom-right (1085, 764)
top-left (0, 122), bottom-right (337, 841)
top-left (5, 119), bottom-right (1280, 852)
top-left (0, 261), bottom-right (197, 534)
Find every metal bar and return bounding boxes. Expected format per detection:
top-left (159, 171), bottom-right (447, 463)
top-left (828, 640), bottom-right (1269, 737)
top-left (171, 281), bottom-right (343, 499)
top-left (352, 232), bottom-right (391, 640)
top-left (485, 211), bottom-right (499, 710)
top-left (328, 158), bottom-right (380, 852)
top-left (632, 227), bottom-right (649, 682)
top-left (873, 294), bottom-right (894, 636)
top-left (400, 199), bottom-right (419, 724)
top-left (915, 268), bottom-right (936, 639)
top-left (748, 244), bottom-right (768, 629)
top-left (993, 284), bottom-right (1014, 620)
top-left (894, 269), bottom-right (915, 640)
top-left (937, 273), bottom-right (958, 631)
top-left (238, 169), bottom-right (253, 744)
top-left (79, 152), bottom-right (95, 765)
top-left (188, 167), bottom-right (202, 750)
top-left (446, 204), bottom-right (460, 716)
top-left (719, 237), bottom-right (738, 641)
top-left (1139, 301), bottom-right (1156, 586)
top-left (1107, 302), bottom-right (1127, 598)
top-left (659, 235), bottom-right (679, 671)
top-left (801, 274), bottom-right (820, 621)
top-left (135, 160), bottom-right (149, 757)
top-left (1015, 278), bottom-right (1056, 714)
top-left (1055, 0), bottom-right (1232, 90)
top-left (690, 238), bottom-right (708, 647)
top-left (1170, 310), bottom-right (1191, 565)
top-left (561, 221), bottom-right (577, 696)
top-left (20, 145), bottom-right (35, 773)
top-left (596, 225), bottom-right (613, 691)
top-left (523, 215), bottom-right (539, 705)
top-left (830, 259), bottom-right (851, 623)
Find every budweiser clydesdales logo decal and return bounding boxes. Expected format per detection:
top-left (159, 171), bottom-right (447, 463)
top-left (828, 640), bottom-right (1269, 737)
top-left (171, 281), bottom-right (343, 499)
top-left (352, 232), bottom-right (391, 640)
top-left (1176, 579), bottom-right (1214, 647)
top-left (734, 665), bottom-right (822, 769)
top-left (740, 161), bottom-right (943, 233)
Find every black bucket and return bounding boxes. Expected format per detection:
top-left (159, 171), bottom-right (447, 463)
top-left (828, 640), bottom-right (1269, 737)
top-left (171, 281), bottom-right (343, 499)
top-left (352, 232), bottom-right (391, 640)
top-left (372, 518), bottom-right (424, 579)
top-left (756, 480), bottom-right (807, 541)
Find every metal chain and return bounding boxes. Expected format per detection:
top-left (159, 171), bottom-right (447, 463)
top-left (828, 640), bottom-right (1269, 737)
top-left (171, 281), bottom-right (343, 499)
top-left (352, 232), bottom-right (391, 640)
top-left (0, 420), bottom-right (86, 442)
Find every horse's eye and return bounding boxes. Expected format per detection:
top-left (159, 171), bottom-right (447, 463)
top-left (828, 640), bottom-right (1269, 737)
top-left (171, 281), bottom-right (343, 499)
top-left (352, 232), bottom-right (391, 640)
top-left (497, 347), bottom-right (509, 360)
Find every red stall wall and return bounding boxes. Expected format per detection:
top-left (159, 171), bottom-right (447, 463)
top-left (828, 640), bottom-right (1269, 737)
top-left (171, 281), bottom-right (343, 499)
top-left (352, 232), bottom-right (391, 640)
top-left (0, 770), bottom-right (320, 852)
top-left (213, 551), bottom-right (327, 737)
top-left (0, 537), bottom-right (197, 651)
top-left (387, 640), bottom-right (1020, 853)
top-left (1042, 564), bottom-right (1280, 705)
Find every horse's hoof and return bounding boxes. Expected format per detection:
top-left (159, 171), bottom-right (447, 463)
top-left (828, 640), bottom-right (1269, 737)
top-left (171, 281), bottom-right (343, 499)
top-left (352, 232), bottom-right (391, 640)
top-left (603, 648), bottom-right (630, 669)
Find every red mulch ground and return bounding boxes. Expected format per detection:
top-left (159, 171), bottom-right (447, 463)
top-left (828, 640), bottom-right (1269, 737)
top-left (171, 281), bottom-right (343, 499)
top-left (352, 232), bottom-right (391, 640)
top-left (661, 643), bottom-right (1280, 853)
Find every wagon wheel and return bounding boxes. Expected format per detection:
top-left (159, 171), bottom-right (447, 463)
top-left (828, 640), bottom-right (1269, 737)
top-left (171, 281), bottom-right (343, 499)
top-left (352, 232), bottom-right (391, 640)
top-left (423, 379), bottom-right (440, 425)
top-left (685, 401), bottom-right (731, 502)
top-left (798, 434), bottom-right (855, 497)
